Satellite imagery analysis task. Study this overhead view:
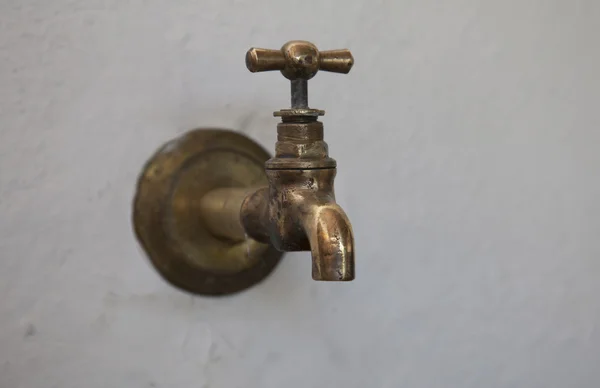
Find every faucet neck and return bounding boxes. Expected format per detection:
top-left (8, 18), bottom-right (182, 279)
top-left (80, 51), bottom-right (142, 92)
top-left (265, 120), bottom-right (337, 170)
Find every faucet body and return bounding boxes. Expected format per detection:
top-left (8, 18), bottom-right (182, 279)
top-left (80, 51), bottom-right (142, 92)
top-left (239, 119), bottom-right (354, 280)
top-left (201, 118), bottom-right (355, 281)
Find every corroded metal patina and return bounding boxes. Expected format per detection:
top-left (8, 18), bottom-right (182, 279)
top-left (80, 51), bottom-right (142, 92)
top-left (133, 41), bottom-right (354, 295)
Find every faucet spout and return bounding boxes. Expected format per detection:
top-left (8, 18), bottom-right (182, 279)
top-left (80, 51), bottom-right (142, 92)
top-left (240, 168), bottom-right (355, 281)
top-left (303, 201), bottom-right (355, 281)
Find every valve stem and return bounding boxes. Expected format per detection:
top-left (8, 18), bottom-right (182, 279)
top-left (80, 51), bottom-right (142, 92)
top-left (291, 79), bottom-right (308, 108)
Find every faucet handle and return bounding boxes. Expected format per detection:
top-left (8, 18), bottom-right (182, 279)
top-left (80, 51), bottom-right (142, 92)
top-left (246, 40), bottom-right (354, 81)
top-left (246, 41), bottom-right (353, 110)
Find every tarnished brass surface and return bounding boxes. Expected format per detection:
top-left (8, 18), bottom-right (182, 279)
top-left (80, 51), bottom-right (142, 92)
top-left (133, 40), bottom-right (355, 294)
top-left (133, 129), bottom-right (282, 295)
top-left (246, 41), bottom-right (354, 80)
top-left (239, 111), bottom-right (355, 280)
top-left (242, 40), bottom-right (355, 280)
top-left (265, 120), bottom-right (336, 169)
top-left (199, 187), bottom-right (259, 242)
top-left (241, 169), bottom-right (354, 281)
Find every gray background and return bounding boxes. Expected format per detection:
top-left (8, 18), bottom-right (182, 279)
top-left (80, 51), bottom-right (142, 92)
top-left (1, 0), bottom-right (599, 387)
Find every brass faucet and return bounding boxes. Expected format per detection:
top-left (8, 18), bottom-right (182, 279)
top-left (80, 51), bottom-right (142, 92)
top-left (133, 41), bottom-right (355, 295)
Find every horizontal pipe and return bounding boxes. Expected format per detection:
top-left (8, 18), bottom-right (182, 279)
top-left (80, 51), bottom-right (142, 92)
top-left (199, 187), bottom-right (259, 242)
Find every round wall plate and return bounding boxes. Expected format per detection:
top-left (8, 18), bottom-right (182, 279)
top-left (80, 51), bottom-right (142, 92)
top-left (133, 128), bottom-right (282, 296)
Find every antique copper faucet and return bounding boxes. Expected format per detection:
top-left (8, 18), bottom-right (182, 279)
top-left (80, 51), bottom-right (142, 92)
top-left (133, 41), bottom-right (355, 295)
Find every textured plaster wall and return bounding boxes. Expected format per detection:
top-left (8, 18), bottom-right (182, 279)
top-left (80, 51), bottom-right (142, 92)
top-left (1, 1), bottom-right (600, 387)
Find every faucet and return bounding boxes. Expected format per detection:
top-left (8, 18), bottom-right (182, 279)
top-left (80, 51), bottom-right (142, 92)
top-left (133, 41), bottom-right (355, 295)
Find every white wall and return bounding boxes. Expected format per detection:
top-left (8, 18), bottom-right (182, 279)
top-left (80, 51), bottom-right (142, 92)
top-left (1, 1), bottom-right (599, 387)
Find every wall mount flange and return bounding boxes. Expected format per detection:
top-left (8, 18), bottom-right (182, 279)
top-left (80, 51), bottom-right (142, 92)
top-left (132, 128), bottom-right (282, 296)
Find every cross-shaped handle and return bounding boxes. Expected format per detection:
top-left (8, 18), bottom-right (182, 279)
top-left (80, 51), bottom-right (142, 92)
top-left (246, 40), bottom-right (354, 81)
top-left (246, 41), bottom-right (353, 109)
